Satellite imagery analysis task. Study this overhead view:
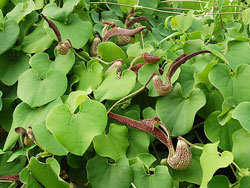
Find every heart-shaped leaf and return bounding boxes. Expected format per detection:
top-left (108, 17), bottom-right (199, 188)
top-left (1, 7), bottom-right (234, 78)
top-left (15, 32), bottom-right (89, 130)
top-left (208, 175), bottom-right (230, 188)
top-left (32, 123), bottom-right (68, 156)
top-left (204, 111), bottom-right (241, 151)
top-left (225, 41), bottom-right (250, 70)
top-left (87, 155), bottom-right (133, 188)
top-left (0, 51), bottom-right (30, 86)
top-left (127, 42), bottom-right (154, 57)
top-left (21, 20), bottom-right (54, 53)
top-left (200, 142), bottom-right (234, 188)
top-left (232, 102), bottom-right (250, 133)
top-left (73, 61), bottom-right (103, 91)
top-left (17, 69), bottom-right (67, 107)
top-left (209, 64), bottom-right (250, 104)
top-left (46, 99), bottom-right (107, 156)
top-left (0, 151), bottom-right (26, 176)
top-left (0, 20), bottom-right (20, 54)
top-left (131, 163), bottom-right (173, 188)
top-left (3, 99), bottom-right (62, 151)
top-left (232, 129), bottom-right (250, 168)
top-left (27, 157), bottom-right (69, 188)
top-left (6, 0), bottom-right (36, 23)
top-left (156, 83), bottom-right (206, 136)
top-left (20, 168), bottom-right (43, 188)
top-left (94, 69), bottom-right (136, 101)
top-left (97, 42), bottom-right (127, 62)
top-left (93, 123), bottom-right (129, 160)
top-left (29, 49), bottom-right (75, 77)
top-left (44, 14), bottom-right (92, 49)
top-left (42, 0), bottom-right (80, 22)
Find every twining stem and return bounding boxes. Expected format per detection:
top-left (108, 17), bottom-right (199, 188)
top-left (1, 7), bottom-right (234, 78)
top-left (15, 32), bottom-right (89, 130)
top-left (0, 175), bottom-right (19, 182)
top-left (93, 58), bottom-right (123, 65)
top-left (107, 72), bottom-right (157, 113)
top-left (66, 39), bottom-right (88, 62)
top-left (89, 2), bottom-right (243, 16)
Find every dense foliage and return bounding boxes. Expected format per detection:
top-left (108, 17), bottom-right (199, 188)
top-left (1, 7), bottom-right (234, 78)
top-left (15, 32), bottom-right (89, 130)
top-left (1, 0), bottom-right (250, 187)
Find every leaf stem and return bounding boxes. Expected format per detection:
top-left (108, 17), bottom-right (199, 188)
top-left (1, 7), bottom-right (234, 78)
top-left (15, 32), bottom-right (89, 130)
top-left (107, 72), bottom-right (157, 113)
top-left (66, 39), bottom-right (88, 62)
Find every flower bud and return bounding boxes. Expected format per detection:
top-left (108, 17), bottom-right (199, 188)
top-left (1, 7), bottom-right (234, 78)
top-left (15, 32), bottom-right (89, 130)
top-left (167, 139), bottom-right (192, 170)
top-left (105, 61), bottom-right (122, 76)
top-left (153, 75), bottom-right (173, 96)
top-left (90, 34), bottom-right (101, 57)
top-left (56, 40), bottom-right (70, 55)
top-left (117, 35), bottom-right (130, 46)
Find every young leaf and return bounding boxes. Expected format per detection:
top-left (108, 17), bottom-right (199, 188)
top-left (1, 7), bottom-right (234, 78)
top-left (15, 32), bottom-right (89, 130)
top-left (200, 142), bottom-right (234, 188)
top-left (46, 99), bottom-right (107, 156)
top-left (93, 123), bottom-right (129, 160)
top-left (87, 156), bottom-right (133, 188)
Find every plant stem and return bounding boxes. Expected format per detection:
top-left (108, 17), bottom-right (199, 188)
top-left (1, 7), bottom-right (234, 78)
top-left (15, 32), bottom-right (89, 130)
top-left (67, 39), bottom-right (88, 62)
top-left (107, 72), bottom-right (157, 113)
top-left (179, 136), bottom-right (204, 150)
top-left (89, 2), bottom-right (183, 14)
top-left (0, 175), bottom-right (19, 182)
top-left (192, 121), bottom-right (204, 130)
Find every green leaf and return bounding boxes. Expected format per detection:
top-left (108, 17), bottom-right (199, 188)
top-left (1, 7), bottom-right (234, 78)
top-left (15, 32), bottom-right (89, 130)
top-left (171, 147), bottom-right (203, 185)
top-left (0, 20), bottom-right (20, 55)
top-left (27, 157), bottom-right (69, 188)
top-left (46, 99), bottom-right (107, 156)
top-left (208, 175), bottom-right (230, 188)
top-left (204, 111), bottom-right (241, 151)
top-left (6, 0), bottom-right (36, 23)
top-left (156, 84), bottom-right (206, 136)
top-left (232, 129), bottom-right (250, 168)
top-left (97, 42), bottom-right (127, 62)
top-left (87, 156), bottom-right (133, 188)
top-left (21, 20), bottom-right (54, 53)
top-left (17, 69), bottom-right (67, 107)
top-left (0, 151), bottom-right (26, 176)
top-left (177, 64), bottom-right (196, 97)
top-left (240, 176), bottom-right (250, 188)
top-left (73, 61), bottom-right (103, 91)
top-left (3, 99), bottom-right (62, 151)
top-left (127, 42), bottom-right (154, 57)
top-left (32, 123), bottom-right (69, 156)
top-left (225, 41), bottom-right (250, 70)
top-left (0, 98), bottom-right (15, 131)
top-left (209, 64), bottom-right (250, 104)
top-left (20, 168), bottom-right (43, 188)
top-left (0, 51), bottom-right (30, 86)
top-left (139, 0), bottom-right (158, 15)
top-left (0, 90), bottom-right (2, 111)
top-left (217, 97), bottom-right (237, 125)
top-left (171, 11), bottom-right (194, 32)
top-left (232, 102), bottom-right (250, 133)
top-left (183, 39), bottom-right (204, 54)
top-left (131, 163), bottom-right (173, 188)
top-left (65, 90), bottom-right (90, 114)
top-left (200, 142), bottom-right (234, 188)
top-left (42, 0), bottom-right (80, 22)
top-left (242, 8), bottom-right (250, 25)
top-left (93, 123), bottom-right (129, 160)
top-left (44, 14), bottom-right (92, 49)
top-left (7, 145), bottom-right (35, 162)
top-left (117, 0), bottom-right (139, 12)
top-left (94, 69), bottom-right (136, 101)
top-left (29, 49), bottom-right (75, 77)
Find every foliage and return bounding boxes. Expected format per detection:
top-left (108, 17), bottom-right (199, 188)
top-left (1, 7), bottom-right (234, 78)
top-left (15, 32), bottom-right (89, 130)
top-left (1, 0), bottom-right (250, 188)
